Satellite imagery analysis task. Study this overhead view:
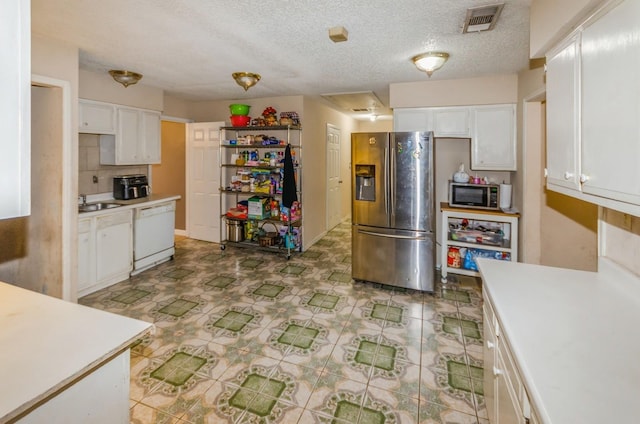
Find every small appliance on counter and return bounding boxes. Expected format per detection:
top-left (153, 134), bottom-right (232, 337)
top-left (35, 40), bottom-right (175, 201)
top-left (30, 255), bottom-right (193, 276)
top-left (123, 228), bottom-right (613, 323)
top-left (113, 174), bottom-right (150, 200)
top-left (449, 180), bottom-right (500, 210)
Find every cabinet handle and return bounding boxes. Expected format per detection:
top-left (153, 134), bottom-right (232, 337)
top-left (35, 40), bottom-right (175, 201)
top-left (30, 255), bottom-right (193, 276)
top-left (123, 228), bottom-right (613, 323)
top-left (579, 174), bottom-right (589, 184)
top-left (563, 171), bottom-right (573, 180)
top-left (493, 366), bottom-right (503, 377)
top-left (486, 341), bottom-right (495, 350)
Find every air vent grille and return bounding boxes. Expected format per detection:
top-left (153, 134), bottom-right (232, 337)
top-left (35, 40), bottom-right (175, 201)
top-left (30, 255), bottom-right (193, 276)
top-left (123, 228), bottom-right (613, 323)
top-left (462, 3), bottom-right (504, 33)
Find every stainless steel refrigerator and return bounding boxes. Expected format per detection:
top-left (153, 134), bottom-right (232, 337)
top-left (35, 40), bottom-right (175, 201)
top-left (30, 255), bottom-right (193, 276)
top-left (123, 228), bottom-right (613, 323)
top-left (351, 132), bottom-right (435, 292)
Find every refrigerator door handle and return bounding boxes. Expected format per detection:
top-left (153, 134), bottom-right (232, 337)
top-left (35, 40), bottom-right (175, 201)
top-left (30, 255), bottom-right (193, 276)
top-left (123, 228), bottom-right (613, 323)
top-left (384, 146), bottom-right (389, 215)
top-left (390, 144), bottom-right (395, 218)
top-left (358, 229), bottom-right (427, 241)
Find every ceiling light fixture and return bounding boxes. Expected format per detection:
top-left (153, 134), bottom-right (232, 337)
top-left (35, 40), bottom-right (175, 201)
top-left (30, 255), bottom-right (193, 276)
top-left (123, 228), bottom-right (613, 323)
top-left (411, 52), bottom-right (450, 77)
top-left (232, 72), bottom-right (261, 91)
top-left (109, 70), bottom-right (143, 87)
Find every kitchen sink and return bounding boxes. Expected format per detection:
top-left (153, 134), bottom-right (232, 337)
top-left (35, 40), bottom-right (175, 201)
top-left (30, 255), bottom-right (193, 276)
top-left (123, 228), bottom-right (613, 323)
top-left (78, 202), bottom-right (123, 213)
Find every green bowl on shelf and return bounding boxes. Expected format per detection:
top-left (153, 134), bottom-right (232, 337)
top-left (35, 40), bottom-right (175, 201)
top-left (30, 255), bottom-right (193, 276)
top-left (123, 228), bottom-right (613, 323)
top-left (229, 104), bottom-right (250, 116)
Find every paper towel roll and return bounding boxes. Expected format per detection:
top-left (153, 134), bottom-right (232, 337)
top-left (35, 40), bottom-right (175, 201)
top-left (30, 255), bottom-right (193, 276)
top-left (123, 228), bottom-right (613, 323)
top-left (500, 184), bottom-right (512, 209)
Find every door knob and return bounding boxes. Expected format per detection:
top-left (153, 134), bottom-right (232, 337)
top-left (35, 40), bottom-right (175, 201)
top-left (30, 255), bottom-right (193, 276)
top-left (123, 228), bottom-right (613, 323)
top-left (579, 174), bottom-right (589, 184)
top-left (564, 171), bottom-right (573, 180)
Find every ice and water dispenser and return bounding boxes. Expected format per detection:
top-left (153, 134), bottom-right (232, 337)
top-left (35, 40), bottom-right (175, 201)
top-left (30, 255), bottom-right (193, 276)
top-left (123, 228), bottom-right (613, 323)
top-left (355, 164), bottom-right (376, 201)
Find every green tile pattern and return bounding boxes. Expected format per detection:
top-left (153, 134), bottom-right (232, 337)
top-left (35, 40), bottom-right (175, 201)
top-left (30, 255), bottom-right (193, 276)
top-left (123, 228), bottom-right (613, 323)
top-left (328, 271), bottom-right (352, 283)
top-left (308, 293), bottom-right (339, 310)
top-left (334, 400), bottom-right (385, 424)
top-left (442, 316), bottom-right (482, 339)
top-left (354, 340), bottom-right (397, 371)
top-left (204, 275), bottom-right (235, 288)
top-left (371, 303), bottom-right (403, 323)
top-left (150, 352), bottom-right (206, 386)
top-left (159, 299), bottom-right (199, 317)
top-left (253, 283), bottom-right (285, 298)
top-left (442, 289), bottom-right (471, 303)
top-left (78, 220), bottom-right (486, 422)
top-left (278, 324), bottom-right (319, 349)
top-left (212, 310), bottom-right (254, 332)
top-left (229, 374), bottom-right (286, 417)
top-left (162, 268), bottom-right (194, 280)
top-left (111, 288), bottom-right (150, 304)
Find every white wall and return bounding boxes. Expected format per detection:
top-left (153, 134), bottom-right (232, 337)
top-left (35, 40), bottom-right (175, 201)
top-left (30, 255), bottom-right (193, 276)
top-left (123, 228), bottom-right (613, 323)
top-left (390, 74), bottom-right (518, 108)
top-left (79, 69), bottom-right (163, 111)
top-left (530, 0), bottom-right (604, 57)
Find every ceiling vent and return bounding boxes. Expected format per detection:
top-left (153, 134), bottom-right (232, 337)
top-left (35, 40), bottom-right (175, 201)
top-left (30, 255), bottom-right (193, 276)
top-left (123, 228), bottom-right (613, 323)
top-left (321, 91), bottom-right (383, 112)
top-left (462, 3), bottom-right (504, 33)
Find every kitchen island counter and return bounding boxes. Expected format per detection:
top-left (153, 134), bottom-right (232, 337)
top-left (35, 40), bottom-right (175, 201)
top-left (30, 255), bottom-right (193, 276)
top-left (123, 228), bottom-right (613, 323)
top-left (0, 281), bottom-right (152, 422)
top-left (478, 258), bottom-right (640, 424)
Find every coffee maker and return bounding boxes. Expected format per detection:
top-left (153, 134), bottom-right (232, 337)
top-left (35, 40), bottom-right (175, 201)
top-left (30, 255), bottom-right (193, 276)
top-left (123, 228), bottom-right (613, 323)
top-left (113, 174), bottom-right (150, 200)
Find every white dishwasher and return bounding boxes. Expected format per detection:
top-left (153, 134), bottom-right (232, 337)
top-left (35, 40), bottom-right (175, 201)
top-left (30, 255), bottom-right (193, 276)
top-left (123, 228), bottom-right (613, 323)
top-left (132, 201), bottom-right (176, 275)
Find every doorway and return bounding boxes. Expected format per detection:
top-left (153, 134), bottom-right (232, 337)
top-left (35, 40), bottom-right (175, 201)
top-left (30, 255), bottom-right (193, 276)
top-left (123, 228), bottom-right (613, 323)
top-left (326, 124), bottom-right (341, 230)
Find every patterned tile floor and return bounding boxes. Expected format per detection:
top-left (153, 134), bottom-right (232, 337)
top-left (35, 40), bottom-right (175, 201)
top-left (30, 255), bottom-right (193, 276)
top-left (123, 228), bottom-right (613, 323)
top-left (80, 222), bottom-right (487, 424)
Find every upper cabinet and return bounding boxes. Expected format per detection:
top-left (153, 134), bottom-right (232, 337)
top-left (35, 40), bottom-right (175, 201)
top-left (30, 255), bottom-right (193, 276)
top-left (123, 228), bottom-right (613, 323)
top-left (394, 104), bottom-right (516, 171)
top-left (546, 34), bottom-right (581, 191)
top-left (545, 0), bottom-right (640, 214)
top-left (580, 0), bottom-right (640, 206)
top-left (79, 99), bottom-right (116, 134)
top-left (1, 0), bottom-right (30, 220)
top-left (471, 104), bottom-right (517, 171)
top-left (80, 99), bottom-right (161, 165)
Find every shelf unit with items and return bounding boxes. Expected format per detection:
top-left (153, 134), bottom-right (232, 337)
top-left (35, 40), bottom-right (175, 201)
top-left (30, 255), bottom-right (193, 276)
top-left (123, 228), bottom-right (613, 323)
top-left (219, 125), bottom-right (302, 259)
top-left (440, 202), bottom-right (519, 282)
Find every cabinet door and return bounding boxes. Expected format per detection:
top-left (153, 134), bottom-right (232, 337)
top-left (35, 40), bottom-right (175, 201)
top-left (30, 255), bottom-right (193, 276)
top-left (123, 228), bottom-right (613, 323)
top-left (79, 100), bottom-right (116, 134)
top-left (116, 108), bottom-right (141, 164)
top-left (96, 211), bottom-right (132, 282)
top-left (77, 218), bottom-right (94, 292)
top-left (393, 108), bottom-right (432, 131)
top-left (141, 111), bottom-right (161, 163)
top-left (483, 308), bottom-right (497, 423)
top-left (471, 105), bottom-right (517, 171)
top-left (546, 34), bottom-right (581, 191)
top-left (496, 351), bottom-right (526, 424)
top-left (432, 107), bottom-right (471, 137)
top-left (581, 0), bottom-right (640, 205)
top-left (0, 0), bottom-right (30, 220)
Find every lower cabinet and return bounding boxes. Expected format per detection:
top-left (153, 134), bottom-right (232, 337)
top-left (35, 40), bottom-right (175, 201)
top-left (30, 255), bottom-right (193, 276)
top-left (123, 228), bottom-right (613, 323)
top-left (78, 210), bottom-right (132, 297)
top-left (483, 289), bottom-right (536, 424)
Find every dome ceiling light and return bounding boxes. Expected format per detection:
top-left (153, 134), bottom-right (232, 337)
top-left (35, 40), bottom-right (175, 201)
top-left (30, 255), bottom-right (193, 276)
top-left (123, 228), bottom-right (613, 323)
top-left (411, 52), bottom-right (450, 77)
top-left (232, 72), bottom-right (261, 91)
top-left (109, 70), bottom-right (143, 87)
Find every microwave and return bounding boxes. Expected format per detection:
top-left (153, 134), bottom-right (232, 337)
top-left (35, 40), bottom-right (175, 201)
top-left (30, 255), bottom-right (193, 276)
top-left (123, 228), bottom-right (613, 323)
top-left (449, 181), bottom-right (500, 210)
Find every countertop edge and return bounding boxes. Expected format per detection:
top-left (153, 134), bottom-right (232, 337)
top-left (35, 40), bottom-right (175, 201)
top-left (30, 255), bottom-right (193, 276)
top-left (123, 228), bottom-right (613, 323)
top-left (78, 194), bottom-right (181, 217)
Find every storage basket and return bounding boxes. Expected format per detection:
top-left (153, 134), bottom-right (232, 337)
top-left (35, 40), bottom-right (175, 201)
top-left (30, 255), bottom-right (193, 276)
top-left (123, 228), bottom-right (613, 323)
top-left (258, 222), bottom-right (280, 247)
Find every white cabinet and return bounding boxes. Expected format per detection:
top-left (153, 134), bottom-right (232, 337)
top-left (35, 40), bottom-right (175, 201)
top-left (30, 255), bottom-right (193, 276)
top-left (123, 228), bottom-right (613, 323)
top-left (471, 104), bottom-right (516, 171)
top-left (394, 104), bottom-right (516, 171)
top-left (77, 218), bottom-right (94, 293)
top-left (483, 289), bottom-right (535, 424)
top-left (545, 0), bottom-right (640, 214)
top-left (432, 107), bottom-right (471, 137)
top-left (79, 99), bottom-right (116, 134)
top-left (77, 209), bottom-right (132, 297)
top-left (100, 107), bottom-right (161, 165)
top-left (546, 34), bottom-right (581, 190)
top-left (0, 0), bottom-right (30, 220)
top-left (96, 211), bottom-right (132, 283)
top-left (580, 0), bottom-right (640, 206)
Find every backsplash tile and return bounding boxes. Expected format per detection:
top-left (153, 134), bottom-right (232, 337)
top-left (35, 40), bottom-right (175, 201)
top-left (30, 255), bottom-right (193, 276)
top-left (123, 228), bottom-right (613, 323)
top-left (78, 133), bottom-right (147, 196)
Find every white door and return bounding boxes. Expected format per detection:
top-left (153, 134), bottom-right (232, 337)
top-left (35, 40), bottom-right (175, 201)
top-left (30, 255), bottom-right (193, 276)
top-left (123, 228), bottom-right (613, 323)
top-left (187, 122), bottom-right (223, 242)
top-left (326, 124), bottom-right (341, 230)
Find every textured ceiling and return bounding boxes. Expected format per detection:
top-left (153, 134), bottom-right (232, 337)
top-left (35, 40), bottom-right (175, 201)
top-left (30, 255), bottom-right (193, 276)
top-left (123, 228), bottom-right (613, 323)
top-left (31, 0), bottom-right (532, 117)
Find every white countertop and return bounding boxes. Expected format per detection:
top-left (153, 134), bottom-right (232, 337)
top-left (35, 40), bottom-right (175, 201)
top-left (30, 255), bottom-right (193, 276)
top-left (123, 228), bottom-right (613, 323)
top-left (477, 258), bottom-right (640, 424)
top-left (78, 193), bottom-right (181, 217)
top-left (0, 282), bottom-right (153, 422)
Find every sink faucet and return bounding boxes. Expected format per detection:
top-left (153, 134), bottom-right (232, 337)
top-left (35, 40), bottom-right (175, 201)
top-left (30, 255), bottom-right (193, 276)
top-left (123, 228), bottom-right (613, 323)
top-left (79, 194), bottom-right (87, 205)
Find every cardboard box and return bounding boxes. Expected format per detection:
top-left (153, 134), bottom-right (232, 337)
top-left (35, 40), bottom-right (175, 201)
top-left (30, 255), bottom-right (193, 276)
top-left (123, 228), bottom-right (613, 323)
top-left (248, 196), bottom-right (270, 219)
